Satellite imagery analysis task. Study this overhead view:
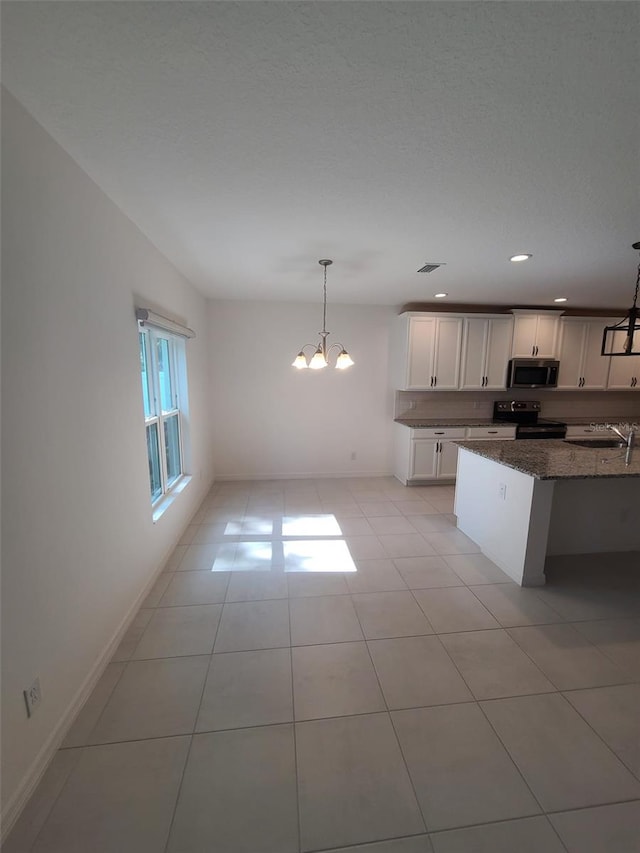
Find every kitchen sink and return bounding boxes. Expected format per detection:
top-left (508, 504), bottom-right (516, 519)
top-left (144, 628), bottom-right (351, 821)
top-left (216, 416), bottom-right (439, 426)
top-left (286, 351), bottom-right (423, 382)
top-left (563, 438), bottom-right (624, 448)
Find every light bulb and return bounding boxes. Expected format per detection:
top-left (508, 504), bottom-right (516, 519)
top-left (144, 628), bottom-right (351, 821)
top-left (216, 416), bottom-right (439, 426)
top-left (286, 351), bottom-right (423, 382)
top-left (292, 352), bottom-right (308, 369)
top-left (309, 349), bottom-right (327, 369)
top-left (336, 351), bottom-right (354, 369)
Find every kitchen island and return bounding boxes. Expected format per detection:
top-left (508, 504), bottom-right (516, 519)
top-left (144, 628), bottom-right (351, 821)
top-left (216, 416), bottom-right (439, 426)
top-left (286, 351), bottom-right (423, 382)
top-left (453, 439), bottom-right (640, 586)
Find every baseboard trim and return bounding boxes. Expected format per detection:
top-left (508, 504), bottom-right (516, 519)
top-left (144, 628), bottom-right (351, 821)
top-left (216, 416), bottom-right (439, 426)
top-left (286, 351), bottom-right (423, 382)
top-left (0, 540), bottom-right (180, 843)
top-left (214, 470), bottom-right (393, 481)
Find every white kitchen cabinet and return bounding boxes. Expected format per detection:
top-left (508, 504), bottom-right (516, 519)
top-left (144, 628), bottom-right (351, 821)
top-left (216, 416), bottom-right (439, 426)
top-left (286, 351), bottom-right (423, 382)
top-left (605, 330), bottom-right (640, 389)
top-left (565, 424), bottom-right (606, 439)
top-left (410, 428), bottom-right (465, 481)
top-left (392, 315), bottom-right (463, 390)
top-left (394, 424), bottom-right (515, 485)
top-left (511, 311), bottom-right (560, 358)
top-left (460, 316), bottom-right (513, 390)
top-left (556, 318), bottom-right (611, 390)
top-left (465, 426), bottom-right (517, 440)
top-left (394, 425), bottom-right (465, 483)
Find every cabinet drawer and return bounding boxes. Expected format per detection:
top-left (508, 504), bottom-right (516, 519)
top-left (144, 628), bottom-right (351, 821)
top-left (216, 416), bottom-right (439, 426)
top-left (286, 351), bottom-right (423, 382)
top-left (565, 424), bottom-right (604, 438)
top-left (466, 426), bottom-right (516, 440)
top-left (409, 427), bottom-right (466, 440)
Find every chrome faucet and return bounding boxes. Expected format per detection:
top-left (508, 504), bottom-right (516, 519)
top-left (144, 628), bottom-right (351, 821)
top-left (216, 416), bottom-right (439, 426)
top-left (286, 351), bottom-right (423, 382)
top-left (605, 423), bottom-right (636, 465)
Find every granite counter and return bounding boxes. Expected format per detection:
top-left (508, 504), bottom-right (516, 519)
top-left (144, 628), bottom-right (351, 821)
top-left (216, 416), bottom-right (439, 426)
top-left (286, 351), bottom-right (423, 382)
top-left (453, 440), bottom-right (640, 586)
top-left (454, 438), bottom-right (640, 479)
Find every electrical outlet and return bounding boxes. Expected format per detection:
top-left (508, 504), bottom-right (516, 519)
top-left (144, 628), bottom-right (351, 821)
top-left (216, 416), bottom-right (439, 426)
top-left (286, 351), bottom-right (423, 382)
top-left (24, 677), bottom-right (42, 718)
top-left (499, 483), bottom-right (507, 501)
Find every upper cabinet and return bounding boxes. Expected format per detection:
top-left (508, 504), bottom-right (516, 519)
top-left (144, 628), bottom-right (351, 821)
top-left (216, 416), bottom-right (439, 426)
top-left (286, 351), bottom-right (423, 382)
top-left (510, 311), bottom-right (560, 358)
top-left (460, 316), bottom-right (513, 390)
top-left (390, 309), bottom-right (637, 392)
top-left (556, 318), bottom-right (612, 390)
top-left (392, 315), bottom-right (463, 390)
top-left (605, 329), bottom-right (640, 389)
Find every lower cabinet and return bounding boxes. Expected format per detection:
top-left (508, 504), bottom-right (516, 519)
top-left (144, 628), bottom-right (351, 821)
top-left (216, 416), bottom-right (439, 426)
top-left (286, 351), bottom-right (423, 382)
top-left (412, 434), bottom-right (463, 480)
top-left (564, 423), bottom-right (613, 440)
top-left (394, 424), bottom-right (516, 485)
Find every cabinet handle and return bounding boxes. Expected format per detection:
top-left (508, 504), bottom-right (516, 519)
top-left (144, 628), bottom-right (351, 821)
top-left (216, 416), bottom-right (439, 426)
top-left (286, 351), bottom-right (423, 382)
top-left (433, 375), bottom-right (437, 387)
top-left (430, 376), bottom-right (433, 387)
top-left (434, 432), bottom-right (445, 435)
top-left (488, 430), bottom-right (498, 434)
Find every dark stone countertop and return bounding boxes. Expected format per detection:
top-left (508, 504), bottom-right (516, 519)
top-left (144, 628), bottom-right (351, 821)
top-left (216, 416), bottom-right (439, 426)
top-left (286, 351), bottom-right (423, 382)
top-left (394, 418), bottom-right (517, 428)
top-left (455, 438), bottom-right (640, 479)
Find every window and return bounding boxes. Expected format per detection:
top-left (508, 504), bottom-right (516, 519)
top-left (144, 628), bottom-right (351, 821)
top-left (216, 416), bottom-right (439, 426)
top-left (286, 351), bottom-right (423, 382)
top-left (139, 326), bottom-right (186, 504)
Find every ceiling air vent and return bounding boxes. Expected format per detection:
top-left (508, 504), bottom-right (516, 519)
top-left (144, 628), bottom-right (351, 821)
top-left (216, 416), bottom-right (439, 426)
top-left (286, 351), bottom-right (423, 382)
top-left (417, 263), bottom-right (445, 274)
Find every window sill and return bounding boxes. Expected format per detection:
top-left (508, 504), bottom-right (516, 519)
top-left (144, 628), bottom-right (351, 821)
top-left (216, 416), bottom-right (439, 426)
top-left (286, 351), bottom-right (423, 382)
top-left (152, 476), bottom-right (192, 523)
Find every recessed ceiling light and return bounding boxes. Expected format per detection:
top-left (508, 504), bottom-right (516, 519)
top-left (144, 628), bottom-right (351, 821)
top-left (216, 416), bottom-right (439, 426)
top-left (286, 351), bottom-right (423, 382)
top-left (434, 293), bottom-right (448, 298)
top-left (510, 253), bottom-right (532, 262)
top-left (554, 297), bottom-right (568, 303)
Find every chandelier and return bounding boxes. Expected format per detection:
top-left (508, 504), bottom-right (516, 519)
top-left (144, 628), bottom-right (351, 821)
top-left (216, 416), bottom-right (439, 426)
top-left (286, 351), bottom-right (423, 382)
top-left (292, 259), bottom-right (354, 370)
top-left (601, 241), bottom-right (640, 357)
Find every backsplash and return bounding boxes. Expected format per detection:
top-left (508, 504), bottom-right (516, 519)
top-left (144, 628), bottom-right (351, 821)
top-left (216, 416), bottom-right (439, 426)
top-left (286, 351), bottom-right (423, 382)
top-left (395, 389), bottom-right (640, 421)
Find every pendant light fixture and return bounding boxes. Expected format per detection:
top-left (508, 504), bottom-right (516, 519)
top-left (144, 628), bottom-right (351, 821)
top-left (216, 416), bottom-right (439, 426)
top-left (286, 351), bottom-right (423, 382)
top-left (292, 259), bottom-right (354, 370)
top-left (601, 242), bottom-right (640, 356)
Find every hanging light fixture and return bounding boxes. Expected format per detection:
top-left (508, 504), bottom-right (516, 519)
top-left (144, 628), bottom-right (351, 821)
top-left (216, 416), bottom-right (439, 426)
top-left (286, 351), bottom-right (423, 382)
top-left (292, 259), bottom-right (354, 370)
top-left (601, 242), bottom-right (640, 356)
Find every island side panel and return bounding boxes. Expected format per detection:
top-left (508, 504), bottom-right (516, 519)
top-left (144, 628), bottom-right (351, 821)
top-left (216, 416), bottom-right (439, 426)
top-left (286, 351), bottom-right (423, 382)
top-left (454, 448), bottom-right (555, 586)
top-left (547, 478), bottom-right (640, 555)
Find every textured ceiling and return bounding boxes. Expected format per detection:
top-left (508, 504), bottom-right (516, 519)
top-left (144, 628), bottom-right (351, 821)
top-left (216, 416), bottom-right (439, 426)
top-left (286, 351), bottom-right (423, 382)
top-left (2, 1), bottom-right (639, 307)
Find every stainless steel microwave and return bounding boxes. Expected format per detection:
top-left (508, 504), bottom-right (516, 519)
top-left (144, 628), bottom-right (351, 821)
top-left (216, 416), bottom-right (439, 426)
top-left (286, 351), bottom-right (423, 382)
top-left (507, 358), bottom-right (560, 388)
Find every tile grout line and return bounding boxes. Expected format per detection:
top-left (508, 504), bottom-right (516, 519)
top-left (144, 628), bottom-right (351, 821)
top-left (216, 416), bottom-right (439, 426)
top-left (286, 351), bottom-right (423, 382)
top-left (352, 592), bottom-right (430, 838)
top-left (160, 576), bottom-right (228, 853)
top-left (559, 688), bottom-right (640, 784)
top-left (287, 596), bottom-right (303, 853)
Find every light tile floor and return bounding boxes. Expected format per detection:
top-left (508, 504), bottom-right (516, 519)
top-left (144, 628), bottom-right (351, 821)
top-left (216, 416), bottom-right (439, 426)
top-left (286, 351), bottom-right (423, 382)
top-left (4, 477), bottom-right (640, 853)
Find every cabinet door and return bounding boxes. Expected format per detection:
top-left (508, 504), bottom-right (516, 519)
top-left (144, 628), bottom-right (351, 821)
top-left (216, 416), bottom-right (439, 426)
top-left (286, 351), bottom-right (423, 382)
top-left (557, 321), bottom-right (586, 389)
top-left (511, 315), bottom-right (539, 357)
top-left (484, 318), bottom-right (513, 388)
top-left (581, 321), bottom-right (611, 390)
top-left (411, 440), bottom-right (438, 478)
top-left (407, 317), bottom-right (436, 389)
top-left (460, 319), bottom-right (488, 390)
top-left (437, 440), bottom-right (460, 479)
top-left (534, 314), bottom-right (559, 357)
top-left (607, 338), bottom-right (640, 389)
top-left (432, 318), bottom-right (463, 389)
top-left (511, 314), bottom-right (559, 357)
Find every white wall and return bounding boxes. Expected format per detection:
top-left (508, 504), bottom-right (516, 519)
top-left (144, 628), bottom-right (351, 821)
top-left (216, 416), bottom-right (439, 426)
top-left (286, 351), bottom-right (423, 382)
top-left (209, 300), bottom-right (395, 478)
top-left (0, 91), bottom-right (215, 826)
